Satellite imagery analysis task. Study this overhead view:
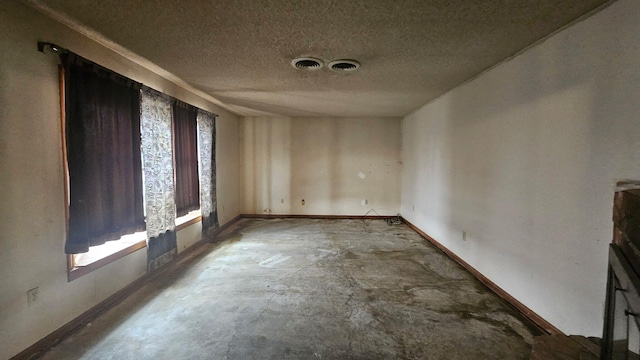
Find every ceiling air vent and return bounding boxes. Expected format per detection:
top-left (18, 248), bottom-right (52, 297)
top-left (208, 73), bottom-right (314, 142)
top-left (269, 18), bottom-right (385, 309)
top-left (328, 59), bottom-right (360, 73)
top-left (291, 57), bottom-right (324, 71)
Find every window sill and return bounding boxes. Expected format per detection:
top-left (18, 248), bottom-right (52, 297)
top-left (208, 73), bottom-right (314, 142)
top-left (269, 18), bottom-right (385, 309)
top-left (67, 211), bottom-right (202, 282)
top-left (68, 232), bottom-right (147, 282)
top-left (176, 209), bottom-right (202, 231)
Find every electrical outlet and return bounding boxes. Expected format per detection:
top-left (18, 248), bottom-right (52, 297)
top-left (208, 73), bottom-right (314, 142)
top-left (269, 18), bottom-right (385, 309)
top-left (462, 231), bottom-right (467, 241)
top-left (27, 287), bottom-right (39, 306)
top-left (301, 199), bottom-right (305, 206)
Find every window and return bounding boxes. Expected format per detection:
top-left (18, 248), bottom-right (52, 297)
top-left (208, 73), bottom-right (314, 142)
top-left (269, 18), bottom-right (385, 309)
top-left (62, 53), bottom-right (145, 255)
top-left (53, 46), bottom-right (218, 279)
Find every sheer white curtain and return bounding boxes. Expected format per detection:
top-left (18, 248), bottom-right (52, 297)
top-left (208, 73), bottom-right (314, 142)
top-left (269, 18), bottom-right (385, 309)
top-left (140, 88), bottom-right (176, 239)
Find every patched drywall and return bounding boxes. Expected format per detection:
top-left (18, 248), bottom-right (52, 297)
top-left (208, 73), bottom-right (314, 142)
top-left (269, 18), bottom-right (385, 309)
top-left (0, 2), bottom-right (239, 358)
top-left (401, 0), bottom-right (640, 336)
top-left (240, 117), bottom-right (401, 216)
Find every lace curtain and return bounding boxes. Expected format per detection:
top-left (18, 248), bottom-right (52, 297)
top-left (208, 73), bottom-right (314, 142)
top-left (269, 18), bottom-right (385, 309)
top-left (197, 110), bottom-right (218, 232)
top-left (140, 88), bottom-right (176, 239)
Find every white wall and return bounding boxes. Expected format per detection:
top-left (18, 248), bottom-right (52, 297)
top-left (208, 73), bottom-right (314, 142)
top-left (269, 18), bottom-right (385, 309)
top-left (217, 110), bottom-right (241, 225)
top-left (0, 2), bottom-right (239, 358)
top-left (177, 222), bottom-right (203, 253)
top-left (240, 117), bottom-right (401, 216)
top-left (401, 0), bottom-right (640, 336)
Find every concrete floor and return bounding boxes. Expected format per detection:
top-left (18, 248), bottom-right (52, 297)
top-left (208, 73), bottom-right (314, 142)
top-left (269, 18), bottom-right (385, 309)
top-left (42, 218), bottom-right (541, 359)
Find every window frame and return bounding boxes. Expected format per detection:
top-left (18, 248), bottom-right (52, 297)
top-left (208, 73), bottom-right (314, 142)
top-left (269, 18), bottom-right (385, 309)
top-left (60, 65), bottom-right (148, 281)
top-left (60, 63), bottom-right (210, 281)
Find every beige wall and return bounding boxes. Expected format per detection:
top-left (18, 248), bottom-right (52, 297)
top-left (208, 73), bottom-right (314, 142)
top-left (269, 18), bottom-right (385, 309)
top-left (0, 2), bottom-right (239, 358)
top-left (402, 0), bottom-right (640, 336)
top-left (240, 117), bottom-right (401, 216)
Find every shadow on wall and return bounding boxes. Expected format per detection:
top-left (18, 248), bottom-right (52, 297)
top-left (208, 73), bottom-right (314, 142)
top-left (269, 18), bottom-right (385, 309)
top-left (242, 117), bottom-right (293, 213)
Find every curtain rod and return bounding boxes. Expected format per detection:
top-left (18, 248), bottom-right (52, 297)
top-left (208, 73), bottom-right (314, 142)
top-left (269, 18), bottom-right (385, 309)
top-left (39, 42), bottom-right (219, 118)
top-left (39, 41), bottom-right (141, 89)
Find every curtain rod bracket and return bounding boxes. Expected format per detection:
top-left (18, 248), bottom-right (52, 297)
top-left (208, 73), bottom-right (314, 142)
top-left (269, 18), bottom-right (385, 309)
top-left (38, 41), bottom-right (68, 55)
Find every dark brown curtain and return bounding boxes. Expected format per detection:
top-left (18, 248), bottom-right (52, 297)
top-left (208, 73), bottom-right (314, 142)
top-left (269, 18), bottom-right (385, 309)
top-left (173, 101), bottom-right (200, 217)
top-left (63, 53), bottom-right (145, 254)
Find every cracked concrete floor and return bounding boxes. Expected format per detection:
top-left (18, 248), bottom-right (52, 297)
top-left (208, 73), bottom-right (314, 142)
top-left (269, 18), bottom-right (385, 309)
top-left (42, 218), bottom-right (542, 359)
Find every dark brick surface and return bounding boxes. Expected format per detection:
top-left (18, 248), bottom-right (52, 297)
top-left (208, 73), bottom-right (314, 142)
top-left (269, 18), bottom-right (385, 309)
top-left (613, 190), bottom-right (640, 275)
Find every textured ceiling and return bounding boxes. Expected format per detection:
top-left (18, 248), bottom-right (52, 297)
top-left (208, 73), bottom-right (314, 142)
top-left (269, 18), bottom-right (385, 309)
top-left (29, 0), bottom-right (610, 117)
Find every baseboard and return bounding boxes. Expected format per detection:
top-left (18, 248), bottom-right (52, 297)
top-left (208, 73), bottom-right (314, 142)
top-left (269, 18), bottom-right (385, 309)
top-left (401, 217), bottom-right (564, 336)
top-left (240, 214), bottom-right (397, 220)
top-left (11, 271), bottom-right (152, 360)
top-left (209, 215), bottom-right (242, 239)
top-left (10, 215), bottom-right (242, 360)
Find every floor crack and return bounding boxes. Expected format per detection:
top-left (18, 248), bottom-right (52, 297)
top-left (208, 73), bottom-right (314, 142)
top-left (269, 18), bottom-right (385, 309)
top-left (225, 330), bottom-right (238, 359)
top-left (249, 292), bottom-right (276, 325)
top-left (345, 291), bottom-right (355, 351)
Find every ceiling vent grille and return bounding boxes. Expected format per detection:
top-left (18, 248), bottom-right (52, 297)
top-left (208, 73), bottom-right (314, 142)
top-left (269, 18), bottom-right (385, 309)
top-left (291, 57), bottom-right (324, 71)
top-left (328, 59), bottom-right (360, 72)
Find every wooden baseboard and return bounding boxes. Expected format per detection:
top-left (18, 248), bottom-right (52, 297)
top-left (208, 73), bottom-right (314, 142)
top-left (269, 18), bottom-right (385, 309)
top-left (401, 217), bottom-right (564, 336)
top-left (12, 273), bottom-right (151, 360)
top-left (10, 215), bottom-right (242, 360)
top-left (206, 215), bottom-right (241, 241)
top-left (240, 214), bottom-right (397, 220)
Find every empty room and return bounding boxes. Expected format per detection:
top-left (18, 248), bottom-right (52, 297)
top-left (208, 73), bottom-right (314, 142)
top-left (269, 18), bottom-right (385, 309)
top-left (2, 0), bottom-right (640, 359)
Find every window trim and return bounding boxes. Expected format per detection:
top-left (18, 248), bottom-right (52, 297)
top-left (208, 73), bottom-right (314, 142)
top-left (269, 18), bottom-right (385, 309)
top-left (68, 240), bottom-right (147, 282)
top-left (59, 65), bottom-right (74, 273)
top-left (67, 212), bottom-right (203, 281)
top-left (176, 210), bottom-right (202, 231)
